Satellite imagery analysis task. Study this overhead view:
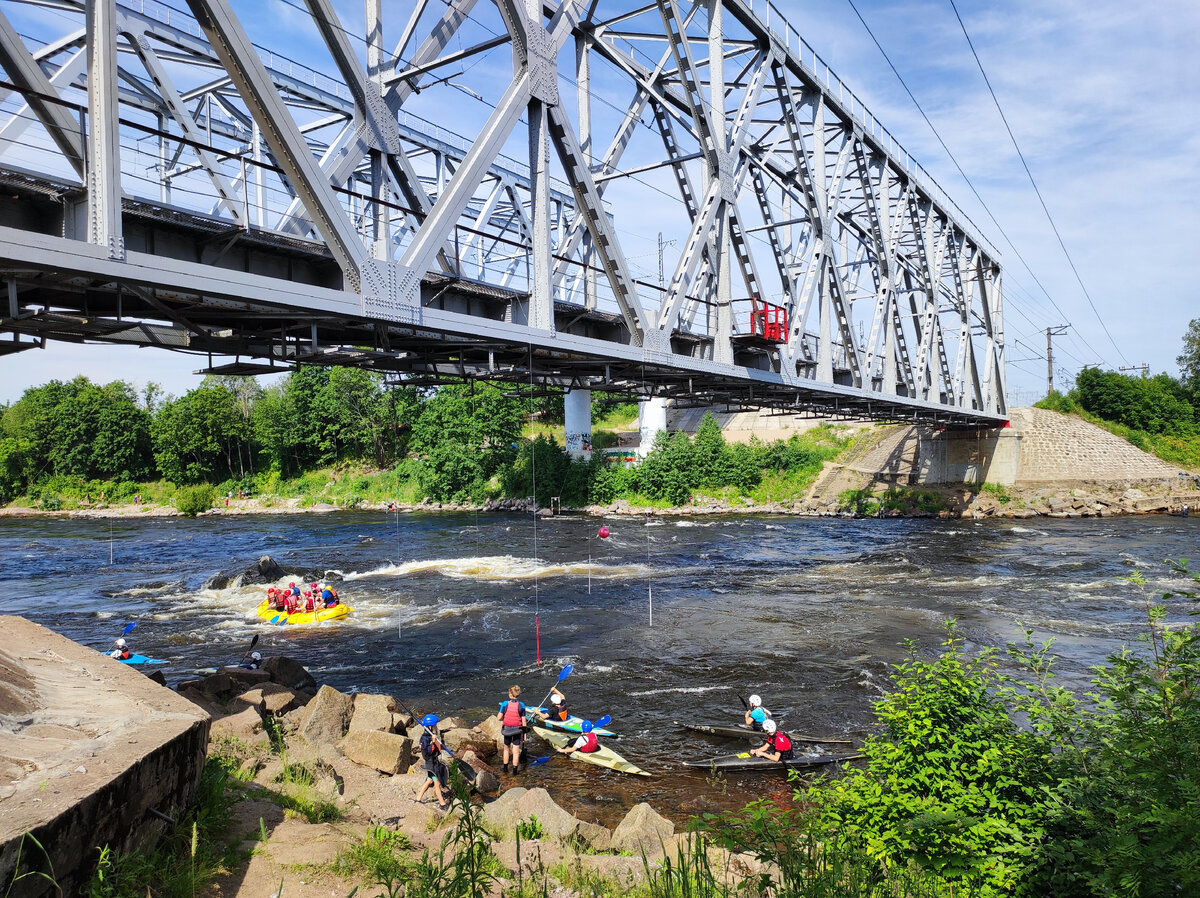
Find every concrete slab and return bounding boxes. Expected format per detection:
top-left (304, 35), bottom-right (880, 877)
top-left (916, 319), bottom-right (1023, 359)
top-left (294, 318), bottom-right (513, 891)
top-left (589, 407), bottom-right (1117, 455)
top-left (0, 616), bottom-right (210, 898)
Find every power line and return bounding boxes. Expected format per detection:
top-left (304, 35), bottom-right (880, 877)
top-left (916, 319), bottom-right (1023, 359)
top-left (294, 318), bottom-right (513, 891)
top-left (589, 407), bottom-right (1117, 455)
top-left (946, 0), bottom-right (1128, 366)
top-left (842, 0), bottom-right (1115, 370)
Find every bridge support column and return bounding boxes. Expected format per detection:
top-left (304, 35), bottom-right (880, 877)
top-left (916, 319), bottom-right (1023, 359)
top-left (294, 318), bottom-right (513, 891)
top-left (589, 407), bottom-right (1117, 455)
top-left (638, 396), bottom-right (667, 457)
top-left (564, 389), bottom-right (592, 458)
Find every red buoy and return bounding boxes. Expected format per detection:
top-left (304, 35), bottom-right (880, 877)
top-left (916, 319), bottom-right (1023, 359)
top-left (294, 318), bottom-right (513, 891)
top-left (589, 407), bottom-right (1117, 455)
top-left (598, 525), bottom-right (610, 539)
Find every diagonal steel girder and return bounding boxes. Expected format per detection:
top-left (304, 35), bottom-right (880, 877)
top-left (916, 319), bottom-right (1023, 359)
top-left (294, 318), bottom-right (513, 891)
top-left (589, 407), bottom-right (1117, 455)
top-left (184, 0), bottom-right (365, 290)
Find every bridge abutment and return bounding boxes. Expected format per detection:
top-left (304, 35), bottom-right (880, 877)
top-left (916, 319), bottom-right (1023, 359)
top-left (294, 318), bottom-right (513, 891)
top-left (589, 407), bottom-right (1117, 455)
top-left (915, 425), bottom-right (1022, 486)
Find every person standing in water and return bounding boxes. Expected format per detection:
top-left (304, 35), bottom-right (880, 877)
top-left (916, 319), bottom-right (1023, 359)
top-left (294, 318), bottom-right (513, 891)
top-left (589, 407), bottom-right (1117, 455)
top-left (497, 684), bottom-right (528, 774)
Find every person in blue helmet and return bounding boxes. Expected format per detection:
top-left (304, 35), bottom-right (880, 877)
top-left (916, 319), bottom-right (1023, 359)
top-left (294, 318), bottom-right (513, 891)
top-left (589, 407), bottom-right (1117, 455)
top-left (415, 713), bottom-right (450, 809)
top-left (744, 694), bottom-right (772, 731)
top-left (556, 719), bottom-right (601, 756)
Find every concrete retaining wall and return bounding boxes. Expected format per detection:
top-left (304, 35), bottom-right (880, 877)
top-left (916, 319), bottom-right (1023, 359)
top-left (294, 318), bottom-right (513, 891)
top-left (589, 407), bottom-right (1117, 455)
top-left (916, 427), bottom-right (1022, 485)
top-left (0, 617), bottom-right (210, 898)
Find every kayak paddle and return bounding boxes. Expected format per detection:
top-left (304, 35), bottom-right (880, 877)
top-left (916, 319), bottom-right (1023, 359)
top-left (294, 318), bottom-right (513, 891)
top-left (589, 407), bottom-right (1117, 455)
top-left (395, 698), bottom-right (455, 758)
top-left (234, 634), bottom-right (259, 667)
top-left (537, 664), bottom-right (573, 712)
top-left (121, 621), bottom-right (137, 637)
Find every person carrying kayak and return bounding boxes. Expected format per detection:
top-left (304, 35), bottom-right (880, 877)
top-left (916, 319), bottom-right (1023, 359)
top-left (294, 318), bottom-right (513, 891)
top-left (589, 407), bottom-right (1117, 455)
top-left (556, 719), bottom-right (600, 756)
top-left (533, 687), bottom-right (569, 722)
top-left (108, 637), bottom-right (131, 661)
top-left (497, 684), bottom-right (528, 774)
top-left (744, 694), bottom-right (773, 731)
top-left (415, 714), bottom-right (450, 810)
top-left (749, 719), bottom-right (794, 762)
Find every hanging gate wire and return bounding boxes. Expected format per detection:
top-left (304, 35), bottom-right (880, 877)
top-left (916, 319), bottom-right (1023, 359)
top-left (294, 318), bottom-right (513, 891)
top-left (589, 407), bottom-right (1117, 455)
top-left (529, 345), bottom-right (541, 665)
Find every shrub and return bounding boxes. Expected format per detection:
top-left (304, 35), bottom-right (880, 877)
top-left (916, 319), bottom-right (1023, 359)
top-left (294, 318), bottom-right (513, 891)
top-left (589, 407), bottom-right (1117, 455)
top-left (176, 484), bottom-right (214, 517)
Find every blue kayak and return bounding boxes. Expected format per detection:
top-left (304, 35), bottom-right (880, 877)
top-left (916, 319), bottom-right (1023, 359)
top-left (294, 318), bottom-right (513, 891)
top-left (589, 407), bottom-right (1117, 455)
top-left (118, 654), bottom-right (166, 665)
top-left (534, 708), bottom-right (619, 738)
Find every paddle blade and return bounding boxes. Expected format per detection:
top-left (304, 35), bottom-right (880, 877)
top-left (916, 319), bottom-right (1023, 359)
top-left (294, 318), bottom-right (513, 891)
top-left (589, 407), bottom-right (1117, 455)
top-left (122, 622), bottom-right (137, 636)
top-left (249, 634), bottom-right (260, 650)
top-left (737, 694), bottom-right (749, 709)
top-left (557, 664), bottom-right (573, 683)
top-left (530, 756), bottom-right (553, 766)
top-left (594, 715), bottom-right (612, 728)
top-left (269, 615), bottom-right (280, 624)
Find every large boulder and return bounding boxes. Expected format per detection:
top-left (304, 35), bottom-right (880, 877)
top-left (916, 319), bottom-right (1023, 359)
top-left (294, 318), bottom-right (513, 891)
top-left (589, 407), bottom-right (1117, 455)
top-left (340, 730), bottom-right (413, 775)
top-left (474, 715), bottom-right (504, 747)
top-left (480, 787), bottom-right (601, 844)
top-left (210, 705), bottom-right (265, 744)
top-left (348, 693), bottom-right (402, 734)
top-left (442, 727), bottom-right (498, 760)
top-left (458, 750), bottom-right (500, 794)
top-left (612, 803), bottom-right (674, 857)
top-left (203, 554), bottom-right (287, 590)
top-left (235, 683), bottom-right (301, 716)
top-left (297, 685), bottom-right (353, 745)
top-left (262, 655), bottom-right (317, 691)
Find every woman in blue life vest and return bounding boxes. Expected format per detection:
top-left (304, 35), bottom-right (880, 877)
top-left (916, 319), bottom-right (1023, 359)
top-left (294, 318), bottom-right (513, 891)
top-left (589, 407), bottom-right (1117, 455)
top-left (557, 719), bottom-right (600, 756)
top-left (415, 713), bottom-right (450, 810)
top-left (496, 684), bottom-right (528, 774)
top-left (749, 719), bottom-right (794, 762)
top-left (744, 694), bottom-right (772, 731)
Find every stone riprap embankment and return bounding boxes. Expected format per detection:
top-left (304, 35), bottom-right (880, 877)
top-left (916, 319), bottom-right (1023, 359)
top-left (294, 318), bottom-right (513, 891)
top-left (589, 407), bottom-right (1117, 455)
top-left (0, 617), bottom-right (210, 898)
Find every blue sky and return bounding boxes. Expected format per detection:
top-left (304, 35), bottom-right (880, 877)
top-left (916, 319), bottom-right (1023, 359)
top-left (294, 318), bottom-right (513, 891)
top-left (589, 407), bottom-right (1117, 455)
top-left (1, 0), bottom-right (1196, 409)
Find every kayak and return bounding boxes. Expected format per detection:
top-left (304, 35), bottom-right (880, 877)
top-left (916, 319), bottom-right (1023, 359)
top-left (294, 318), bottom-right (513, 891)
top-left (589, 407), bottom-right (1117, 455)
top-left (531, 726), bottom-right (650, 777)
top-left (535, 708), bottom-right (620, 738)
top-left (683, 751), bottom-right (865, 772)
top-left (255, 600), bottom-right (351, 625)
top-left (680, 722), bottom-right (853, 745)
top-left (118, 654), bottom-right (166, 665)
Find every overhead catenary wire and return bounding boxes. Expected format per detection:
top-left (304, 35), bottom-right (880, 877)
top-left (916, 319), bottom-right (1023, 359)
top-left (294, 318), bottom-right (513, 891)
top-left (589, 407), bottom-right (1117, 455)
top-left (842, 0), bottom-right (1116, 371)
top-left (944, 0), bottom-right (1127, 366)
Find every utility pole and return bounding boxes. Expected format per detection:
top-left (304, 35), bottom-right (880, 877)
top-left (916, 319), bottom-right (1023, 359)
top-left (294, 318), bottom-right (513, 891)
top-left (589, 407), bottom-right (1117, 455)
top-left (1119, 363), bottom-right (1149, 377)
top-left (657, 232), bottom-right (676, 291)
top-left (1046, 325), bottom-right (1070, 394)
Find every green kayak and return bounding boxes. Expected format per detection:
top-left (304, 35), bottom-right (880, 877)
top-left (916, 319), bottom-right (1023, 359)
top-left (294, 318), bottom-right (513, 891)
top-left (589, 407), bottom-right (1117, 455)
top-left (531, 726), bottom-right (651, 777)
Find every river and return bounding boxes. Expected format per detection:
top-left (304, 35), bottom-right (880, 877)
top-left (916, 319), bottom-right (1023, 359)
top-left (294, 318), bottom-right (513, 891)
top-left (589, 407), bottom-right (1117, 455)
top-left (3, 511), bottom-right (1197, 825)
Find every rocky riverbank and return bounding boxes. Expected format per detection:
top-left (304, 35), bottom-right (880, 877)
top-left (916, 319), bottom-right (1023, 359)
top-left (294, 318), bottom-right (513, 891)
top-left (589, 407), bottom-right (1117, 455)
top-left (178, 657), bottom-right (746, 898)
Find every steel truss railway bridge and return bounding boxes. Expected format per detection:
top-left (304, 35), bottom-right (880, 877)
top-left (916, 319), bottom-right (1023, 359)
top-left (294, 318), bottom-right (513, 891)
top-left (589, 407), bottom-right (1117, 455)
top-left (0, 0), bottom-right (1006, 433)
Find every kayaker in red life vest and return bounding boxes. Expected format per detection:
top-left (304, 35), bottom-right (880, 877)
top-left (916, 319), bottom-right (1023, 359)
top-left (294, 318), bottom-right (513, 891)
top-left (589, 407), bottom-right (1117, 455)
top-left (108, 637), bottom-right (131, 661)
top-left (557, 719), bottom-right (600, 756)
top-left (496, 684), bottom-right (528, 774)
top-left (749, 719), bottom-right (794, 762)
top-left (533, 688), bottom-right (569, 722)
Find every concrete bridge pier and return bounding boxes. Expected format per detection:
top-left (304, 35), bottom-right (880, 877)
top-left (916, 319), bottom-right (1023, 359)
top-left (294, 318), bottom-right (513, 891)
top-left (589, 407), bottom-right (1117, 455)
top-left (916, 425), bottom-right (1022, 485)
top-left (564, 389), bottom-right (592, 458)
top-left (638, 397), bottom-right (668, 457)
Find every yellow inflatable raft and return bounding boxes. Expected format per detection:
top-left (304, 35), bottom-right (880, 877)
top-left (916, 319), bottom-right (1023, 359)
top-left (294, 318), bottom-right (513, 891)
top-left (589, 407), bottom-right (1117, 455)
top-left (255, 600), bottom-right (351, 625)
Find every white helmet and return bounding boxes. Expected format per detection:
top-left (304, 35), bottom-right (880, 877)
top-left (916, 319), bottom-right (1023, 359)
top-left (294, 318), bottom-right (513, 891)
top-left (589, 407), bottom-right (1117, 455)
top-left (251, 651), bottom-right (262, 661)
top-left (116, 638), bottom-right (126, 648)
top-left (748, 694), bottom-right (762, 707)
top-left (551, 694), bottom-right (564, 706)
top-left (763, 719), bottom-right (777, 734)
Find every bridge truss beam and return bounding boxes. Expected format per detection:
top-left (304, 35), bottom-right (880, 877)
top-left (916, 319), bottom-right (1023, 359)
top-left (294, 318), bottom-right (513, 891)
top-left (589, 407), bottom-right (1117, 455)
top-left (0, 0), bottom-right (1006, 425)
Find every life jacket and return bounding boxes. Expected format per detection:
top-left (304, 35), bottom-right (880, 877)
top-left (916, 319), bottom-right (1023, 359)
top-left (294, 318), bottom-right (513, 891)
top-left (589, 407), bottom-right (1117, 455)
top-left (578, 732), bottom-right (599, 753)
top-left (420, 732), bottom-right (439, 761)
top-left (556, 707), bottom-right (570, 721)
top-left (117, 648), bottom-right (131, 660)
top-left (771, 731), bottom-right (793, 753)
top-left (502, 700), bottom-right (524, 727)
top-left (305, 596), bottom-right (315, 612)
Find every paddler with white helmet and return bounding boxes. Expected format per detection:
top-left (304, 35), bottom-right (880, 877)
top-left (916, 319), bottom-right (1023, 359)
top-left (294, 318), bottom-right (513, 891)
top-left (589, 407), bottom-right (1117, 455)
top-left (744, 694), bottom-right (773, 731)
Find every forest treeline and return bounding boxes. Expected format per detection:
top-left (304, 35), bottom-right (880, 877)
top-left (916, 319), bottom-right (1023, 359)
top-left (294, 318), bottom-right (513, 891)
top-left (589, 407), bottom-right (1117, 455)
top-left (0, 369), bottom-right (849, 510)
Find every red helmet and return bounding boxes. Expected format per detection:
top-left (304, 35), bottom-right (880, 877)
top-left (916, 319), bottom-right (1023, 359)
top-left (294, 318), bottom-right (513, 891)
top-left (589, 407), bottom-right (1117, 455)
top-left (304, 591), bottom-right (311, 596)
top-left (289, 582), bottom-right (296, 587)
top-left (311, 582), bottom-right (318, 588)
top-left (267, 587), bottom-right (275, 593)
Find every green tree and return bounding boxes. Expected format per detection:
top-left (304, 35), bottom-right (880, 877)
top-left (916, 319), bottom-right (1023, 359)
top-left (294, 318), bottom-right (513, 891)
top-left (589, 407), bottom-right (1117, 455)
top-left (692, 412), bottom-right (729, 487)
top-left (1179, 317), bottom-right (1200, 412)
top-left (152, 384), bottom-right (250, 484)
top-left (411, 383), bottom-right (524, 478)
